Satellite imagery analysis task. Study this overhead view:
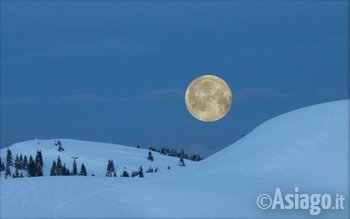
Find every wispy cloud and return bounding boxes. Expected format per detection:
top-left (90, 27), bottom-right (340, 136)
top-left (137, 89), bottom-right (184, 101)
top-left (1, 98), bottom-right (38, 105)
top-left (56, 88), bottom-right (185, 104)
top-left (235, 87), bottom-right (293, 100)
top-left (56, 94), bottom-right (127, 103)
top-left (1, 88), bottom-right (184, 105)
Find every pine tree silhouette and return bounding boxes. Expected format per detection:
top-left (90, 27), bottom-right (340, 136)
top-left (62, 163), bottom-right (66, 176)
top-left (56, 156), bottom-right (63, 176)
top-left (19, 154), bottom-right (23, 169)
top-left (28, 155), bottom-right (36, 177)
top-left (146, 167), bottom-right (154, 173)
top-left (79, 163), bottom-right (87, 176)
top-left (50, 161), bottom-right (57, 176)
top-left (55, 140), bottom-right (64, 152)
top-left (35, 151), bottom-right (43, 176)
top-left (72, 159), bottom-right (78, 176)
top-left (106, 160), bottom-right (115, 177)
top-left (35, 151), bottom-right (43, 167)
top-left (14, 168), bottom-right (20, 178)
top-left (15, 154), bottom-right (20, 169)
top-left (131, 171), bottom-right (138, 177)
top-left (6, 149), bottom-right (13, 167)
top-left (19, 153), bottom-right (23, 170)
top-left (122, 170), bottom-right (130, 177)
top-left (110, 160), bottom-right (115, 173)
top-left (179, 157), bottom-right (185, 167)
top-left (138, 166), bottom-right (144, 178)
top-left (5, 163), bottom-right (11, 178)
top-left (147, 151), bottom-right (154, 161)
top-left (23, 155), bottom-right (28, 170)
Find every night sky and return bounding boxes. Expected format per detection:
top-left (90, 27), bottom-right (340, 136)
top-left (1, 1), bottom-right (348, 156)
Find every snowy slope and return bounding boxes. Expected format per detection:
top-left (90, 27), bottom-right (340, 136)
top-left (0, 100), bottom-right (348, 218)
top-left (197, 99), bottom-right (349, 188)
top-left (0, 139), bottom-right (195, 177)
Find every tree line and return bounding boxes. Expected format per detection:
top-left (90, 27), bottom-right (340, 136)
top-left (106, 159), bottom-right (145, 178)
top-left (147, 146), bottom-right (203, 161)
top-left (0, 148), bottom-right (87, 178)
top-left (50, 156), bottom-right (87, 176)
top-left (0, 149), bottom-right (43, 178)
top-left (0, 148), bottom-right (187, 178)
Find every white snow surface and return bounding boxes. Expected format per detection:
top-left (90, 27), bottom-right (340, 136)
top-left (0, 100), bottom-right (349, 218)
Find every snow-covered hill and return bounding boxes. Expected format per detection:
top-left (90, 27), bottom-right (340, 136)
top-left (0, 139), bottom-right (193, 177)
top-left (0, 100), bottom-right (348, 218)
top-left (197, 99), bottom-right (349, 188)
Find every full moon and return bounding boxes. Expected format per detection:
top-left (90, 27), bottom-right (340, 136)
top-left (185, 75), bottom-right (233, 122)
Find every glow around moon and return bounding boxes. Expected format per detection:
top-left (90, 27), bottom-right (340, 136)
top-left (185, 75), bottom-right (233, 122)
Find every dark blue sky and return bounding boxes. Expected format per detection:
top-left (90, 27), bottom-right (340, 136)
top-left (1, 1), bottom-right (348, 156)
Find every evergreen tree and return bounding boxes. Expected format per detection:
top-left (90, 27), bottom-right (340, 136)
top-left (58, 144), bottom-right (64, 152)
top-left (106, 161), bottom-right (111, 177)
top-left (113, 172), bottom-right (117, 177)
top-left (36, 166), bottom-right (43, 176)
top-left (50, 161), bottom-right (57, 176)
top-left (72, 159), bottom-right (78, 176)
top-left (20, 172), bottom-right (23, 178)
top-left (79, 163), bottom-right (87, 176)
top-left (14, 168), bottom-right (20, 178)
top-left (56, 156), bottom-right (62, 176)
top-left (6, 148), bottom-right (13, 167)
top-left (55, 140), bottom-right (64, 152)
top-left (62, 163), bottom-right (67, 176)
top-left (28, 155), bottom-right (36, 177)
top-left (131, 171), bottom-right (138, 177)
top-left (147, 151), bottom-right (154, 161)
top-left (121, 170), bottom-right (129, 177)
top-left (19, 154), bottom-right (24, 169)
top-left (5, 162), bottom-right (11, 178)
top-left (146, 167), bottom-right (154, 173)
top-left (0, 158), bottom-right (3, 171)
top-left (179, 157), bottom-right (185, 167)
top-left (23, 155), bottom-right (28, 170)
top-left (35, 150), bottom-right (43, 167)
top-left (15, 154), bottom-right (20, 169)
top-left (180, 149), bottom-right (185, 158)
top-left (35, 151), bottom-right (43, 176)
top-left (106, 160), bottom-right (115, 177)
top-left (110, 160), bottom-right (115, 173)
top-left (138, 166), bottom-right (144, 178)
